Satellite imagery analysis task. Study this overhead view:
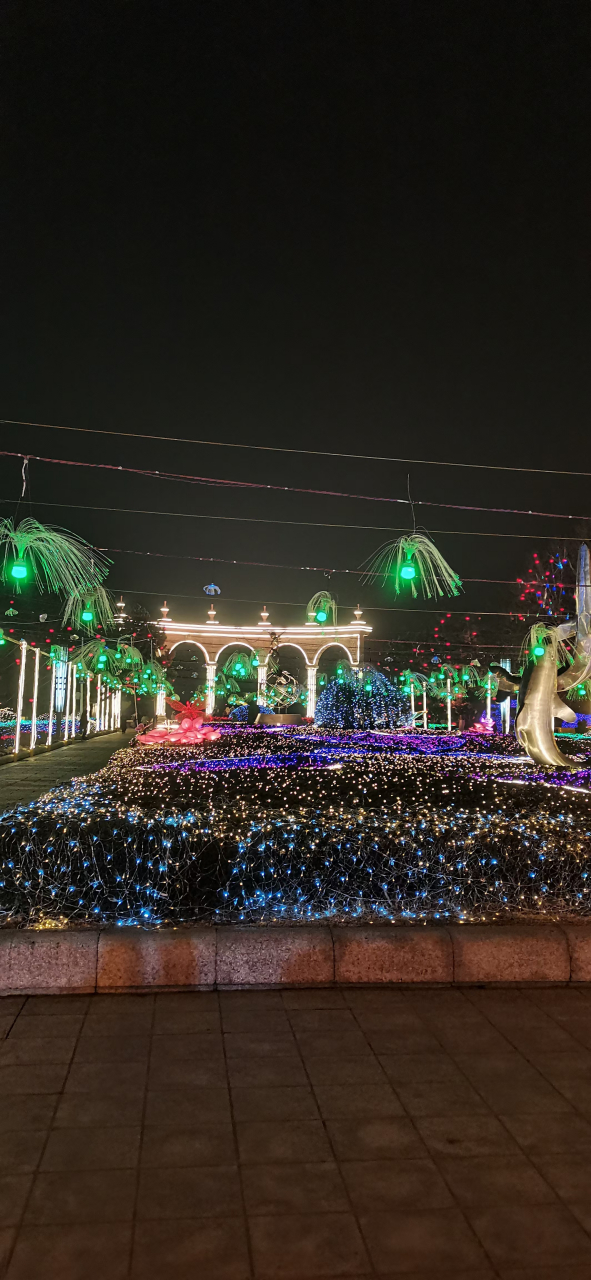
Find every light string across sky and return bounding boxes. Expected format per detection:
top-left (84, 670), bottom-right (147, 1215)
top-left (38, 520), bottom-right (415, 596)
top-left (1, 449), bottom-right (589, 524)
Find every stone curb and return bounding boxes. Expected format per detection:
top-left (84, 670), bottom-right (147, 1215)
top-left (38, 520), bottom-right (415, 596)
top-left (0, 922), bottom-right (588, 993)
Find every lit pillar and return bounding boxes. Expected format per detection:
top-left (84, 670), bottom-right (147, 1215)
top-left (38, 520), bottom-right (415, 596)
top-left (446, 677), bottom-right (452, 731)
top-left (156, 685), bottom-right (166, 718)
top-left (14, 639), bottom-right (27, 754)
top-left (422, 684), bottom-right (428, 730)
top-left (205, 663), bottom-right (216, 715)
top-left (410, 683), bottom-right (415, 723)
top-left (257, 663), bottom-right (268, 707)
top-left (97, 675), bottom-right (102, 732)
top-left (47, 657), bottom-right (56, 746)
top-left (30, 647), bottom-right (40, 751)
top-left (500, 657), bottom-right (512, 734)
top-left (64, 663), bottom-right (72, 741)
top-left (86, 674), bottom-right (92, 732)
top-left (70, 667), bottom-right (77, 738)
top-left (486, 673), bottom-right (492, 725)
top-left (306, 666), bottom-right (317, 719)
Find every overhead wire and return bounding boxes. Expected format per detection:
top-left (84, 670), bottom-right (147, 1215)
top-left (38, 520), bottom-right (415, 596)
top-left (2, 417), bottom-right (590, 478)
top-left (100, 542), bottom-right (574, 591)
top-left (0, 496), bottom-right (584, 542)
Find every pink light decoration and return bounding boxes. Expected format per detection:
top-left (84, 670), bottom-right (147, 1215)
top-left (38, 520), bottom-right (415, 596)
top-left (138, 698), bottom-right (220, 747)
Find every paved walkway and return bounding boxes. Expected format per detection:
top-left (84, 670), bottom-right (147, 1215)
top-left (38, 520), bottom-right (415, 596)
top-left (0, 987), bottom-right (588, 1275)
top-left (0, 734), bottom-right (129, 811)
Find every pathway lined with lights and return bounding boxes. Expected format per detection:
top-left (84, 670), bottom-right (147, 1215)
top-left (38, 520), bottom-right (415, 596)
top-left (0, 734), bottom-right (128, 812)
top-left (0, 986), bottom-right (589, 1276)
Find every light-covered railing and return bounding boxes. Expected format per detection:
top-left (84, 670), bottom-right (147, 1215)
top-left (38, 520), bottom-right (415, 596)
top-left (0, 634), bottom-right (122, 755)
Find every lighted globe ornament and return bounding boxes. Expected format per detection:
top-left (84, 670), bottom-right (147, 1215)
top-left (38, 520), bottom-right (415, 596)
top-left (361, 531), bottom-right (461, 599)
top-left (307, 591), bottom-right (337, 626)
top-left (11, 559), bottom-right (27, 580)
top-left (533, 645), bottom-right (545, 657)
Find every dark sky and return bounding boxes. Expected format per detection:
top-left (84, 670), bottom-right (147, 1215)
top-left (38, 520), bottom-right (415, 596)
top-left (1, 0), bottom-right (589, 640)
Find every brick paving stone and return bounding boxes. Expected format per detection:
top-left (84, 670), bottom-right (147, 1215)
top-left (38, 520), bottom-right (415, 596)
top-left (0, 984), bottom-right (589, 1277)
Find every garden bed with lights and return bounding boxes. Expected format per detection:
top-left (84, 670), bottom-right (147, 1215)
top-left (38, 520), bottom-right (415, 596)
top-left (1, 726), bottom-right (591, 932)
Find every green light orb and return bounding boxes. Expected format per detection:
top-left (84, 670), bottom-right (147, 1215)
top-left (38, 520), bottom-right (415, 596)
top-left (315, 610), bottom-right (327, 622)
top-left (533, 645), bottom-right (545, 657)
top-left (81, 609), bottom-right (93, 622)
top-left (400, 564), bottom-right (416, 581)
top-left (11, 560), bottom-right (27, 580)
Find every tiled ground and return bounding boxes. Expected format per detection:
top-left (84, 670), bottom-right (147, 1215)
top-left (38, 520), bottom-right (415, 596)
top-left (0, 733), bottom-right (127, 811)
top-left (0, 987), bottom-right (590, 1276)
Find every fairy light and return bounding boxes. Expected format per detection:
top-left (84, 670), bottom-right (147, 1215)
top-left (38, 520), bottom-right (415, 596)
top-left (2, 725), bottom-right (591, 926)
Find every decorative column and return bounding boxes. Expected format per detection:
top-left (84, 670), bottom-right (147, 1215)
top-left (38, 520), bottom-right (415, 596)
top-left (47, 656), bottom-right (57, 746)
top-left (499, 658), bottom-right (512, 734)
top-left (14, 639), bottom-right (27, 754)
top-left (306, 666), bottom-right (317, 719)
top-left (205, 663), bottom-right (217, 715)
top-left (86, 675), bottom-right (92, 733)
top-left (257, 663), bottom-right (268, 708)
top-left (410, 683), bottom-right (415, 723)
top-left (30, 647), bottom-right (40, 751)
top-left (64, 663), bottom-right (72, 741)
top-left (96, 675), bottom-right (102, 732)
top-left (422, 683), bottom-right (428, 730)
top-left (156, 686), bottom-right (166, 718)
top-left (70, 667), bottom-right (77, 738)
top-left (446, 677), bottom-right (452, 732)
top-left (486, 673), bottom-right (492, 725)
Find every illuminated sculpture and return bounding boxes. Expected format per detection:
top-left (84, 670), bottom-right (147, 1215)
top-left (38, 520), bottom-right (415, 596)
top-left (138, 698), bottom-right (220, 746)
top-left (492, 544), bottom-right (591, 770)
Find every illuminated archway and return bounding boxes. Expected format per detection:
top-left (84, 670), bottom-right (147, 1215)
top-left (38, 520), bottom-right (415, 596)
top-left (312, 641), bottom-right (355, 668)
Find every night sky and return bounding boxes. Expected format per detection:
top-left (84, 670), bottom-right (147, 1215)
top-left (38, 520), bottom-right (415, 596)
top-left (1, 1), bottom-right (589, 642)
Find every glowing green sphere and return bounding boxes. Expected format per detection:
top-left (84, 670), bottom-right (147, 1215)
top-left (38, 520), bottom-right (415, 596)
top-left (316, 610), bottom-right (327, 622)
top-left (400, 564), bottom-right (416, 581)
top-left (81, 609), bottom-right (93, 622)
top-left (11, 560), bottom-right (27, 580)
top-left (533, 645), bottom-right (545, 657)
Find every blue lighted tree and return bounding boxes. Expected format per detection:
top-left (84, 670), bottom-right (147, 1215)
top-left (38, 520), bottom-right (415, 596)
top-left (314, 665), bottom-right (410, 730)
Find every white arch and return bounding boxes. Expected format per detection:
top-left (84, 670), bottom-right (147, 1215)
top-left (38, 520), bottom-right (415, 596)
top-left (214, 640), bottom-right (256, 663)
top-left (273, 642), bottom-right (311, 665)
top-left (312, 641), bottom-right (355, 667)
top-left (168, 639), bottom-right (211, 662)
